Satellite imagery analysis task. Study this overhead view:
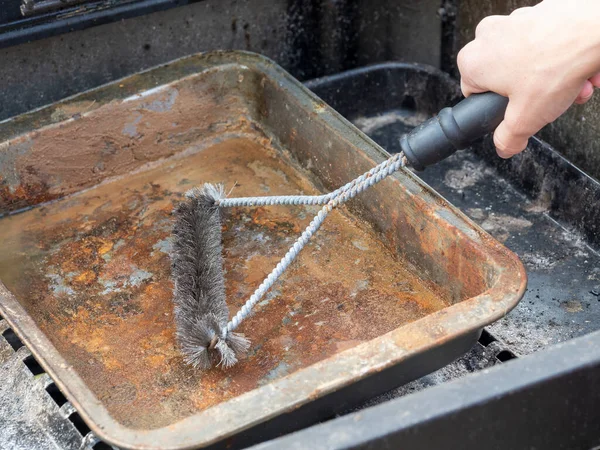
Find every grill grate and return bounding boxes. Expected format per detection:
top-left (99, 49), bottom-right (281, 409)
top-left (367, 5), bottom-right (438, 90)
top-left (1, 315), bottom-right (517, 448)
top-left (0, 315), bottom-right (117, 450)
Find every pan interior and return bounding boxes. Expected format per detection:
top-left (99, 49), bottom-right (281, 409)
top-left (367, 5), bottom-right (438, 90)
top-left (0, 132), bottom-right (450, 430)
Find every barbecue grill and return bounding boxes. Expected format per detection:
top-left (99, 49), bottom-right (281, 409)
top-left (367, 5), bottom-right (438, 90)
top-left (1, 2), bottom-right (599, 449)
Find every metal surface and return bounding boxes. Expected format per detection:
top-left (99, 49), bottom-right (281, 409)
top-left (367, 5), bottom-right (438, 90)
top-left (0, 317), bottom-right (112, 450)
top-left (0, 52), bottom-right (526, 449)
top-left (250, 329), bottom-right (600, 450)
top-left (0, 345), bottom-right (84, 450)
top-left (21, 0), bottom-right (96, 17)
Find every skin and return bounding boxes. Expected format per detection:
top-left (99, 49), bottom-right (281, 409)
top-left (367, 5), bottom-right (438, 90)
top-left (457, 0), bottom-right (600, 158)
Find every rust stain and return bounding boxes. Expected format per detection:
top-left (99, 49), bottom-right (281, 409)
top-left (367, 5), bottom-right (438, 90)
top-left (0, 135), bottom-right (451, 430)
top-left (0, 69), bottom-right (254, 215)
top-left (0, 179), bottom-right (59, 213)
top-left (370, 188), bottom-right (491, 305)
top-left (250, 207), bottom-right (301, 233)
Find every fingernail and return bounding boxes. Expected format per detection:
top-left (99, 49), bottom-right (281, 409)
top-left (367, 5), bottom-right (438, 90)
top-left (577, 94), bottom-right (594, 105)
top-left (496, 149), bottom-right (512, 159)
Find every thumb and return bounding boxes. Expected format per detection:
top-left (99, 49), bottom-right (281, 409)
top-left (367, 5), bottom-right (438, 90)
top-left (493, 119), bottom-right (530, 159)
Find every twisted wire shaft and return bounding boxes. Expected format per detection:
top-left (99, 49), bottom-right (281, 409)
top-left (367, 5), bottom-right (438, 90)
top-left (217, 152), bottom-right (404, 208)
top-left (223, 153), bottom-right (406, 337)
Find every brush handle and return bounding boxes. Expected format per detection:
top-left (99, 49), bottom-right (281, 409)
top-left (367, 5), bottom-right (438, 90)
top-left (400, 92), bottom-right (509, 171)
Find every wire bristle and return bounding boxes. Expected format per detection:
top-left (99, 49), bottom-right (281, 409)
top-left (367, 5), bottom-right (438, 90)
top-left (214, 333), bottom-right (251, 368)
top-left (185, 183), bottom-right (226, 201)
top-left (215, 338), bottom-right (237, 368)
top-left (226, 332), bottom-right (251, 355)
top-left (171, 183), bottom-right (249, 370)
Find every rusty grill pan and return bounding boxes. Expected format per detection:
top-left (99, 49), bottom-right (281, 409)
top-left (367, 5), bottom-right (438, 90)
top-left (0, 51), bottom-right (527, 449)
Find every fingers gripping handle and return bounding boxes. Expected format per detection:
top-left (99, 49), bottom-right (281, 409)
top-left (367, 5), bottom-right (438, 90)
top-left (400, 92), bottom-right (509, 171)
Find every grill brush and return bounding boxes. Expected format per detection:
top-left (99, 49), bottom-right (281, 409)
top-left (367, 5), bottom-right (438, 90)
top-left (171, 92), bottom-right (509, 369)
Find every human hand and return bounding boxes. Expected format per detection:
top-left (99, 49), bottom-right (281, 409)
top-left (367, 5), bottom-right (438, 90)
top-left (457, 0), bottom-right (600, 158)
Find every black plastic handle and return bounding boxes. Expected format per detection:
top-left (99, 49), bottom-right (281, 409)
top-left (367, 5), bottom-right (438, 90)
top-left (400, 92), bottom-right (509, 171)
